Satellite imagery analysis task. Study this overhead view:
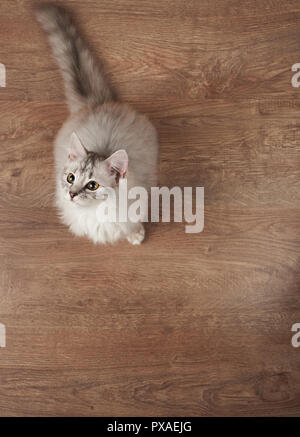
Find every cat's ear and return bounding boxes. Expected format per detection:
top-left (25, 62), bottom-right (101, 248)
top-left (68, 132), bottom-right (87, 160)
top-left (105, 149), bottom-right (128, 179)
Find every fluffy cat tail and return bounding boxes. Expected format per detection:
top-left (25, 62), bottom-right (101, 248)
top-left (35, 3), bottom-right (113, 112)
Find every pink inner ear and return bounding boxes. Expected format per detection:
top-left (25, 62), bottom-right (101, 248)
top-left (69, 132), bottom-right (87, 160)
top-left (69, 152), bottom-right (78, 161)
top-left (106, 150), bottom-right (128, 178)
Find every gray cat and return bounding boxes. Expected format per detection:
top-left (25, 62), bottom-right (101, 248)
top-left (35, 3), bottom-right (159, 244)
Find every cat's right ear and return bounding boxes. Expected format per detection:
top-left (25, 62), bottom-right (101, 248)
top-left (68, 132), bottom-right (87, 160)
top-left (105, 150), bottom-right (128, 179)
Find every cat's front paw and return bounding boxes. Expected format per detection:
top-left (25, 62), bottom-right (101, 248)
top-left (127, 226), bottom-right (145, 245)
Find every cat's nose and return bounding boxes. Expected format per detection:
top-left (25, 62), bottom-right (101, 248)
top-left (69, 192), bottom-right (78, 199)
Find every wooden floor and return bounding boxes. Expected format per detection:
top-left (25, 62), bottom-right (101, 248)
top-left (0, 0), bottom-right (300, 417)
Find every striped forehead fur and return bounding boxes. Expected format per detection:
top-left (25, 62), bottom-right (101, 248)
top-left (79, 152), bottom-right (104, 178)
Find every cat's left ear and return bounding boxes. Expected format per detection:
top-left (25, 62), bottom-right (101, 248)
top-left (105, 150), bottom-right (128, 179)
top-left (68, 132), bottom-right (87, 160)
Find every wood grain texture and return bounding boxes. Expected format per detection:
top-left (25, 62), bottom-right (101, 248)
top-left (0, 0), bottom-right (300, 416)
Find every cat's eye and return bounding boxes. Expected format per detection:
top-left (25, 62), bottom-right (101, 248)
top-left (67, 173), bottom-right (75, 183)
top-left (86, 181), bottom-right (99, 191)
